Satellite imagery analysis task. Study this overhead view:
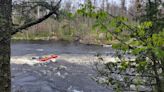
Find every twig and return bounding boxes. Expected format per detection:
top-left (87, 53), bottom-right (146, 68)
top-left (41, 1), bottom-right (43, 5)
top-left (0, 0), bottom-right (62, 43)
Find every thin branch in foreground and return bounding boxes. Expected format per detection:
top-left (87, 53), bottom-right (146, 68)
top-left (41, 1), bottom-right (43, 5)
top-left (0, 0), bottom-right (62, 43)
top-left (12, 10), bottom-right (57, 35)
top-left (13, 0), bottom-right (61, 34)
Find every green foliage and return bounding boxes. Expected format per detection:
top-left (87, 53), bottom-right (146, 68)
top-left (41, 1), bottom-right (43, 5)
top-left (78, 0), bottom-right (164, 91)
top-left (77, 0), bottom-right (96, 17)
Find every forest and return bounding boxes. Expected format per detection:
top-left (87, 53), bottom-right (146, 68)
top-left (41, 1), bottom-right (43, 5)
top-left (0, 0), bottom-right (164, 92)
top-left (12, 0), bottom-right (136, 45)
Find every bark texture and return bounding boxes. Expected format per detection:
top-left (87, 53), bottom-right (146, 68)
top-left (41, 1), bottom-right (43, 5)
top-left (0, 0), bottom-right (12, 92)
top-left (0, 0), bottom-right (61, 92)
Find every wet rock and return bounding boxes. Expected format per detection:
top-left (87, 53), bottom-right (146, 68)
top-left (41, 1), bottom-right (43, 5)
top-left (56, 72), bottom-right (66, 79)
top-left (57, 65), bottom-right (67, 71)
top-left (56, 72), bottom-right (61, 76)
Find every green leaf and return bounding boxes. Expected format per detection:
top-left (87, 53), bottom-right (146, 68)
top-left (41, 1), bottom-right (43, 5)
top-left (114, 28), bottom-right (121, 33)
top-left (100, 24), bottom-right (108, 32)
top-left (153, 48), bottom-right (164, 59)
top-left (109, 19), bottom-right (116, 27)
top-left (121, 44), bottom-right (129, 51)
top-left (138, 29), bottom-right (145, 37)
top-left (130, 40), bottom-right (142, 46)
top-left (112, 43), bottom-right (121, 49)
top-left (143, 21), bottom-right (152, 28)
top-left (132, 47), bottom-right (146, 55)
top-left (67, 13), bottom-right (74, 18)
top-left (77, 9), bottom-right (85, 15)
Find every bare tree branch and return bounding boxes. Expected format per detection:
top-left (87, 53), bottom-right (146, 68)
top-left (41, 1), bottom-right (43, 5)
top-left (12, 8), bottom-right (58, 35)
top-left (13, 0), bottom-right (61, 32)
top-left (0, 0), bottom-right (62, 42)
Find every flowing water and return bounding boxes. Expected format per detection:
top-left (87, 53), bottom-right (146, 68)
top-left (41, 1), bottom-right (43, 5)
top-left (11, 40), bottom-right (114, 56)
top-left (11, 40), bottom-right (114, 92)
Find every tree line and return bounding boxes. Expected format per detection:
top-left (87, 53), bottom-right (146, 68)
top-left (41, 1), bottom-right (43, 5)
top-left (12, 0), bottom-right (139, 44)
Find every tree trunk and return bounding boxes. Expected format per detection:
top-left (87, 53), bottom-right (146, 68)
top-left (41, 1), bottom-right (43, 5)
top-left (121, 0), bottom-right (126, 16)
top-left (0, 0), bottom-right (12, 92)
top-left (135, 0), bottom-right (141, 20)
top-left (0, 40), bottom-right (11, 92)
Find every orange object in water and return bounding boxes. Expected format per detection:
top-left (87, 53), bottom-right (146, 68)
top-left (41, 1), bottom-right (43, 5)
top-left (38, 54), bottom-right (58, 62)
top-left (51, 55), bottom-right (58, 58)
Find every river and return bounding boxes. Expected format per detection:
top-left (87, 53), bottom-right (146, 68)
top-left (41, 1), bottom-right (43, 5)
top-left (11, 40), bottom-right (114, 92)
top-left (11, 40), bottom-right (114, 56)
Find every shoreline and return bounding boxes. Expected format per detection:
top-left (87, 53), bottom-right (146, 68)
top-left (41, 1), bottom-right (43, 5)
top-left (11, 37), bottom-right (115, 46)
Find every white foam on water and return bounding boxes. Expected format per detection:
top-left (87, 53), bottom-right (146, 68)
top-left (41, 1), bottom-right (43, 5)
top-left (36, 49), bottom-right (44, 52)
top-left (11, 56), bottom-right (57, 65)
